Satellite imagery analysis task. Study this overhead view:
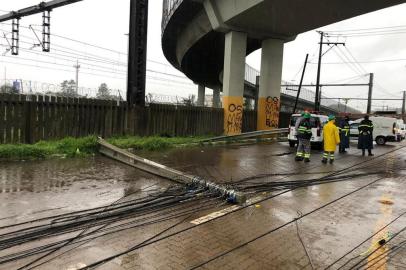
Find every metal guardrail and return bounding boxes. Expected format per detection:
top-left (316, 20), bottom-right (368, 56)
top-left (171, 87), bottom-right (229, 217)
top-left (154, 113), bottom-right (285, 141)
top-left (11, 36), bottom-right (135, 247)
top-left (200, 128), bottom-right (289, 143)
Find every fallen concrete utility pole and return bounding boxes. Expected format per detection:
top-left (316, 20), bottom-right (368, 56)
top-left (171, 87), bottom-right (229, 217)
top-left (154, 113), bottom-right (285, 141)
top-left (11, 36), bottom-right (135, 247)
top-left (98, 138), bottom-right (246, 204)
top-left (200, 128), bottom-right (289, 143)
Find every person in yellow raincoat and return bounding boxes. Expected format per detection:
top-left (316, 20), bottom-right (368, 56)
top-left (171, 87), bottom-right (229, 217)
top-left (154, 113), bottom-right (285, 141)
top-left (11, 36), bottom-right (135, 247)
top-left (322, 115), bottom-right (340, 164)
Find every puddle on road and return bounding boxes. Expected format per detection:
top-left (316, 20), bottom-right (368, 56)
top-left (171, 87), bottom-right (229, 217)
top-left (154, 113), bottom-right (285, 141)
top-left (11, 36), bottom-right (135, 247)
top-left (0, 156), bottom-right (170, 226)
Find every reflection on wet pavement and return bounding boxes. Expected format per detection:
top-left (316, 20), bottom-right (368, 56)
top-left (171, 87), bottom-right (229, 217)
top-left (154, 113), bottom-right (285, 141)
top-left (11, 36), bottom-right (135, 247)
top-left (0, 141), bottom-right (406, 270)
top-left (0, 157), bottom-right (170, 227)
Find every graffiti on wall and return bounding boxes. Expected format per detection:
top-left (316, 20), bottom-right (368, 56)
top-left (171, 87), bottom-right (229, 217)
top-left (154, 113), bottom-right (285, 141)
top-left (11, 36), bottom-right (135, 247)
top-left (265, 96), bottom-right (280, 128)
top-left (226, 103), bottom-right (243, 134)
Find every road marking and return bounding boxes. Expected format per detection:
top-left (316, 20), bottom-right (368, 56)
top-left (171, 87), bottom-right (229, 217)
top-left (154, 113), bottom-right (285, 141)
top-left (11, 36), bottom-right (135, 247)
top-left (66, 263), bottom-right (87, 270)
top-left (191, 206), bottom-right (240, 225)
top-left (190, 196), bottom-right (265, 225)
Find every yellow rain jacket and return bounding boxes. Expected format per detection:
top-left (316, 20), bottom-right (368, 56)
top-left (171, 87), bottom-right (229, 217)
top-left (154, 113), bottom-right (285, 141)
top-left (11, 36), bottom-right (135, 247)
top-left (323, 120), bottom-right (340, 152)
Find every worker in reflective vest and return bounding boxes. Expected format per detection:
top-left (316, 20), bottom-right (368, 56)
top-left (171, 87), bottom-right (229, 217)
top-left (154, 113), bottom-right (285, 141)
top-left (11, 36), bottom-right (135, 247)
top-left (322, 115), bottom-right (340, 164)
top-left (295, 112), bottom-right (312, 163)
top-left (338, 116), bottom-right (350, 153)
top-left (358, 115), bottom-right (374, 156)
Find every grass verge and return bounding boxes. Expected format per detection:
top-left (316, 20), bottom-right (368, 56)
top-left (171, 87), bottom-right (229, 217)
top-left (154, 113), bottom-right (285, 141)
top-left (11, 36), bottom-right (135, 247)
top-left (0, 135), bottom-right (208, 160)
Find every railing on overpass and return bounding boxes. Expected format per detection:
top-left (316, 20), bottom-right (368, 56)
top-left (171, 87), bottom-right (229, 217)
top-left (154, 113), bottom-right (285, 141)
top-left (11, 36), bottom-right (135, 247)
top-left (162, 0), bottom-right (184, 30)
top-left (245, 63), bottom-right (357, 113)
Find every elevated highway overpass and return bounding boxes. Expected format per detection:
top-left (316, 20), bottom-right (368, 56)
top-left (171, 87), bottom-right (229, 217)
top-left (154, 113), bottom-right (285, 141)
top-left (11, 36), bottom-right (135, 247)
top-left (162, 0), bottom-right (405, 134)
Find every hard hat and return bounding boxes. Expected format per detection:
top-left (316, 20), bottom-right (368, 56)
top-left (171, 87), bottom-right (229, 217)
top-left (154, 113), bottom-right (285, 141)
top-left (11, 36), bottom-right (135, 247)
top-left (328, 115), bottom-right (336, 121)
top-left (303, 112), bottom-right (311, 119)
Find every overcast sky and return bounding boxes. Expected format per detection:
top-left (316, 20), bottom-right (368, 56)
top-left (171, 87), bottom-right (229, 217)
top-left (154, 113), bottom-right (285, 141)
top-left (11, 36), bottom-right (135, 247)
top-left (1, 1), bottom-right (406, 111)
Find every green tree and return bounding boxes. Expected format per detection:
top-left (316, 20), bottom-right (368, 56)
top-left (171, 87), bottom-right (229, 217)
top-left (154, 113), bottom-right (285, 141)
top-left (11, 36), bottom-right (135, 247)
top-left (60, 80), bottom-right (77, 97)
top-left (182, 94), bottom-right (196, 106)
top-left (97, 83), bottom-right (111, 99)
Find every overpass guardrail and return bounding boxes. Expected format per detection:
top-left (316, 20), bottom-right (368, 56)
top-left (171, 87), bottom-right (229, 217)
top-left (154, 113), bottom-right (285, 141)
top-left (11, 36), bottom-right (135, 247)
top-left (199, 128), bottom-right (289, 143)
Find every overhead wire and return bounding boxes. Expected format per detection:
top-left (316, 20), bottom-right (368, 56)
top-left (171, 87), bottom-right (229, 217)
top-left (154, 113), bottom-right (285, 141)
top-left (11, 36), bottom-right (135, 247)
top-left (325, 24), bottom-right (406, 33)
top-left (0, 25), bottom-right (191, 88)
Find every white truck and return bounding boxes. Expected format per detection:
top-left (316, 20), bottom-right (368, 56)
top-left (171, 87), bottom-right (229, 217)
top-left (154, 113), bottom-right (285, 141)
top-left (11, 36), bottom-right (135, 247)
top-left (349, 116), bottom-right (398, 145)
top-left (288, 113), bottom-right (329, 148)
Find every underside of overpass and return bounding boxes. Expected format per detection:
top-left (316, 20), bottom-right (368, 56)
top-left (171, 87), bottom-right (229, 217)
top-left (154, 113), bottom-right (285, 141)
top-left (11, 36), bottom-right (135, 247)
top-left (162, 0), bottom-right (406, 135)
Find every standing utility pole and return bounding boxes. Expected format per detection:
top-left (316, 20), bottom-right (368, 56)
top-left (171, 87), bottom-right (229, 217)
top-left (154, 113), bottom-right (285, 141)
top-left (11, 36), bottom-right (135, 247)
top-left (293, 54), bottom-right (309, 114)
top-left (314, 31), bottom-right (345, 112)
top-left (315, 32), bottom-right (323, 112)
top-left (402, 90), bottom-right (406, 115)
top-left (74, 60), bottom-right (80, 94)
top-left (367, 73), bottom-right (374, 114)
top-left (127, 0), bottom-right (149, 106)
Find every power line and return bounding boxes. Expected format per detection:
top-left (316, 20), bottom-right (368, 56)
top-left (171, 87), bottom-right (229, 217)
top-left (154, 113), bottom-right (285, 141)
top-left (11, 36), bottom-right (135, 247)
top-left (0, 35), bottom-right (191, 85)
top-left (0, 24), bottom-right (173, 68)
top-left (324, 74), bottom-right (367, 84)
top-left (0, 59), bottom-right (126, 80)
top-left (0, 54), bottom-right (127, 75)
top-left (310, 58), bottom-right (406, 64)
top-left (321, 97), bottom-right (402, 101)
top-left (331, 46), bottom-right (364, 76)
top-left (343, 46), bottom-right (368, 74)
top-left (335, 46), bottom-right (365, 76)
top-left (324, 24), bottom-right (406, 33)
top-left (328, 30), bottom-right (406, 38)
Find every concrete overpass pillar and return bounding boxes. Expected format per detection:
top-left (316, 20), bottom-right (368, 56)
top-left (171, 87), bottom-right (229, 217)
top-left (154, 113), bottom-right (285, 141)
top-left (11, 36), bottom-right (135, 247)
top-left (257, 39), bottom-right (284, 130)
top-left (222, 31), bottom-right (247, 135)
top-left (213, 88), bottom-right (221, 108)
top-left (197, 85), bottom-right (205, 106)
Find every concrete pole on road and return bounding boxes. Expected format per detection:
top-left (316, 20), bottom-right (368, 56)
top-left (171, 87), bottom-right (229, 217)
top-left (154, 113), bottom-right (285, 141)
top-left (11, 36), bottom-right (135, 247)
top-left (257, 39), bottom-right (284, 130)
top-left (402, 90), bottom-right (406, 115)
top-left (197, 85), bottom-right (205, 106)
top-left (222, 31), bottom-right (247, 135)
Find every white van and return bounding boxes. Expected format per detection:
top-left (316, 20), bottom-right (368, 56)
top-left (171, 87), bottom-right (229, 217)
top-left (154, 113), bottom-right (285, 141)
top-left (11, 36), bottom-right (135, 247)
top-left (349, 116), bottom-right (397, 145)
top-left (395, 119), bottom-right (404, 141)
top-left (400, 124), bottom-right (406, 140)
top-left (288, 113), bottom-right (329, 148)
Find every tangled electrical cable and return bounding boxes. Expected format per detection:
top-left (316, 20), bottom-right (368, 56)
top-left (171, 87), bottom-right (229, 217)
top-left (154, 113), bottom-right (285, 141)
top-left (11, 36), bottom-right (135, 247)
top-left (75, 146), bottom-right (406, 270)
top-left (0, 184), bottom-right (226, 270)
top-left (3, 145), bottom-right (406, 269)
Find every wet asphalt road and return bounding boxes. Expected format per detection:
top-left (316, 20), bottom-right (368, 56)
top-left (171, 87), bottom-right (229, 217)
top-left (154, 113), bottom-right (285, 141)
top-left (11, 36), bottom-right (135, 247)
top-left (0, 141), bottom-right (406, 270)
